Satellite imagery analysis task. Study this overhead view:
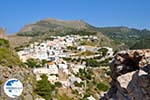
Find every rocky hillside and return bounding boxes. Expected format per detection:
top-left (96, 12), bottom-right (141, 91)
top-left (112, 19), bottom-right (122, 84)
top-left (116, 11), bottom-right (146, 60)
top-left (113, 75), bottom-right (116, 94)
top-left (0, 29), bottom-right (35, 99)
top-left (0, 29), bottom-right (22, 66)
top-left (8, 35), bottom-right (32, 48)
top-left (100, 49), bottom-right (150, 100)
top-left (0, 66), bottom-right (35, 100)
top-left (17, 18), bottom-right (95, 36)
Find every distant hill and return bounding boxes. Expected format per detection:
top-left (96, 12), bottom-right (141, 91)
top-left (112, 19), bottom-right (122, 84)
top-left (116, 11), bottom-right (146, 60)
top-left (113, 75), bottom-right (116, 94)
top-left (16, 18), bottom-right (117, 49)
top-left (17, 18), bottom-right (95, 36)
top-left (97, 27), bottom-right (150, 49)
top-left (16, 18), bottom-right (150, 50)
top-left (131, 36), bottom-right (150, 49)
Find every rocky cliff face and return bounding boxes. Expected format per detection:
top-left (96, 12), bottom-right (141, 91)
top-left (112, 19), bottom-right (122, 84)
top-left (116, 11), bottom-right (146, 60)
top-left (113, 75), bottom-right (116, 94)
top-left (100, 49), bottom-right (150, 100)
top-left (0, 28), bottom-right (8, 40)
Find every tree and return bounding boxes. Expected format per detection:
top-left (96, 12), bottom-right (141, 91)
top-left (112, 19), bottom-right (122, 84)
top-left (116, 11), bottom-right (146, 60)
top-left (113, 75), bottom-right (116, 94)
top-left (74, 81), bottom-right (83, 87)
top-left (25, 58), bottom-right (37, 68)
top-left (85, 59), bottom-right (100, 67)
top-left (42, 59), bottom-right (48, 66)
top-left (55, 82), bottom-right (62, 88)
top-left (98, 48), bottom-right (108, 56)
top-left (25, 58), bottom-right (42, 68)
top-left (34, 74), bottom-right (55, 100)
top-left (0, 39), bottom-right (10, 48)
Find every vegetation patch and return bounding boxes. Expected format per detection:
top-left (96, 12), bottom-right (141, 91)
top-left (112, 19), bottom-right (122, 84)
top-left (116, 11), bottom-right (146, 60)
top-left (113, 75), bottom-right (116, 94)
top-left (0, 47), bottom-right (21, 66)
top-left (34, 74), bottom-right (56, 100)
top-left (96, 83), bottom-right (109, 92)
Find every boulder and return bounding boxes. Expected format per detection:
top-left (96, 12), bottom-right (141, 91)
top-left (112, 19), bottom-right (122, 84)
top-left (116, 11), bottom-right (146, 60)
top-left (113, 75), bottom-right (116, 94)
top-left (100, 49), bottom-right (150, 100)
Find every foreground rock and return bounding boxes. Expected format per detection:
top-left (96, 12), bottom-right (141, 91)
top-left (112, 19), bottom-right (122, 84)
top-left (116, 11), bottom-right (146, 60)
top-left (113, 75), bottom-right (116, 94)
top-left (0, 66), bottom-right (35, 100)
top-left (100, 49), bottom-right (150, 100)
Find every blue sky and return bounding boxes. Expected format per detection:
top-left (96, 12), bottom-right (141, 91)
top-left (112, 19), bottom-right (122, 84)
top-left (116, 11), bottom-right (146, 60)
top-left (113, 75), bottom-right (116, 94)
top-left (0, 0), bottom-right (150, 34)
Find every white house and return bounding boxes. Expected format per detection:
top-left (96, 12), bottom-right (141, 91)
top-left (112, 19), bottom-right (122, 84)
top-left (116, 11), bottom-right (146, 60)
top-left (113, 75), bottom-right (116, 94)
top-left (60, 80), bottom-right (70, 88)
top-left (87, 95), bottom-right (96, 100)
top-left (48, 75), bottom-right (58, 83)
top-left (69, 75), bottom-right (82, 87)
top-left (72, 64), bottom-right (86, 74)
top-left (77, 46), bottom-right (86, 52)
top-left (33, 67), bottom-right (49, 74)
top-left (46, 62), bottom-right (58, 75)
top-left (58, 63), bottom-right (68, 69)
top-left (37, 51), bottom-right (48, 60)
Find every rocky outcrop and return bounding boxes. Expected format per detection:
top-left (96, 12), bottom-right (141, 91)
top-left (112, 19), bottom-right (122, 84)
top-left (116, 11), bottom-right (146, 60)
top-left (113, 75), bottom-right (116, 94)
top-left (100, 49), bottom-right (150, 100)
top-left (0, 66), bottom-right (35, 100)
top-left (0, 28), bottom-right (8, 40)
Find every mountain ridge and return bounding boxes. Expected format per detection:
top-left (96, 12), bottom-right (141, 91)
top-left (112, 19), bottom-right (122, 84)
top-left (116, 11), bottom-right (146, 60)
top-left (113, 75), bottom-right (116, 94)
top-left (14, 18), bottom-right (150, 49)
top-left (19, 18), bottom-right (94, 33)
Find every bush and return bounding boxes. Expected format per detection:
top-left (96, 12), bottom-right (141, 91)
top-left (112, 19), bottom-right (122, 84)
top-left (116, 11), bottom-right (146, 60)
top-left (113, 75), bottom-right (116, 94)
top-left (67, 46), bottom-right (77, 50)
top-left (74, 81), bottom-right (83, 87)
top-left (85, 59), bottom-right (100, 67)
top-left (0, 39), bottom-right (10, 48)
top-left (55, 82), bottom-right (62, 88)
top-left (25, 58), bottom-right (37, 68)
top-left (98, 48), bottom-right (108, 56)
top-left (99, 57), bottom-right (112, 66)
top-left (25, 58), bottom-right (42, 68)
top-left (96, 83), bottom-right (109, 92)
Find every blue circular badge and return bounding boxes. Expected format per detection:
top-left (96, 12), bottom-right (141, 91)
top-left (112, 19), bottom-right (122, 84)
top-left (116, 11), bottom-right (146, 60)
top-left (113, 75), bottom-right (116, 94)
top-left (4, 78), bottom-right (23, 98)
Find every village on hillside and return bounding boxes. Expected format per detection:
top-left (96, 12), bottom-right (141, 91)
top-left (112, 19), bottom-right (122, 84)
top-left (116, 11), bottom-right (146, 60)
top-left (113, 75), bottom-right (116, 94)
top-left (17, 35), bottom-right (114, 100)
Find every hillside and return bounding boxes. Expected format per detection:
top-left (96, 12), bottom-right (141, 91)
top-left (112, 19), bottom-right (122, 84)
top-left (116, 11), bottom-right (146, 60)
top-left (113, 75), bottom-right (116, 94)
top-left (97, 27), bottom-right (150, 49)
top-left (17, 18), bottom-right (95, 36)
top-left (131, 36), bottom-right (150, 49)
top-left (0, 29), bottom-right (21, 66)
top-left (0, 38), bottom-right (21, 66)
top-left (0, 29), bottom-right (36, 99)
top-left (16, 18), bottom-right (118, 49)
top-left (8, 35), bottom-right (32, 48)
top-left (16, 18), bottom-right (150, 50)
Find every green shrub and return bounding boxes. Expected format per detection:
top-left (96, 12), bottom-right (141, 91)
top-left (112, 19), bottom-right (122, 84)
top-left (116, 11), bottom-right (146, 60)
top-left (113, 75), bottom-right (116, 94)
top-left (98, 48), bottom-right (108, 56)
top-left (74, 81), bottom-right (83, 87)
top-left (96, 83), bottom-right (109, 91)
top-left (55, 82), bottom-right (62, 88)
top-left (85, 59), bottom-right (99, 67)
top-left (0, 39), bottom-right (9, 48)
top-left (25, 58), bottom-right (42, 68)
top-left (0, 47), bottom-right (21, 66)
top-left (34, 74), bottom-right (56, 100)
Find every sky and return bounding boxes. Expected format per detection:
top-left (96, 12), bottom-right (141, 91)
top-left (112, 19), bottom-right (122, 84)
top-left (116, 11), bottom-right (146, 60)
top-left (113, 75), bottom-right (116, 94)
top-left (0, 0), bottom-right (150, 34)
